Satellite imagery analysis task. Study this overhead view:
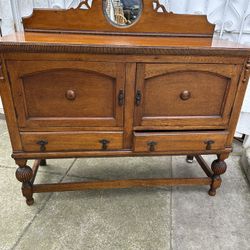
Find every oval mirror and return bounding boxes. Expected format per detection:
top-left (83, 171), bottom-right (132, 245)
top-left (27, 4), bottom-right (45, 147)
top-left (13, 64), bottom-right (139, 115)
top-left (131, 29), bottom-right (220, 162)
top-left (103, 0), bottom-right (143, 27)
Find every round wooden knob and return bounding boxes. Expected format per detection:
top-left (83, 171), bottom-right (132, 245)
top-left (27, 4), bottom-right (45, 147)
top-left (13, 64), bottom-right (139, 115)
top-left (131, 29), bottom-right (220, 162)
top-left (180, 90), bottom-right (191, 101)
top-left (65, 90), bottom-right (76, 101)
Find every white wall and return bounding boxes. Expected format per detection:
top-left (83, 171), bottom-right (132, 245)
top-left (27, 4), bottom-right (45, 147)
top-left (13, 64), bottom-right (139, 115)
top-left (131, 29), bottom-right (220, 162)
top-left (1, 0), bottom-right (250, 40)
top-left (0, 0), bottom-right (15, 35)
top-left (1, 0), bottom-right (250, 42)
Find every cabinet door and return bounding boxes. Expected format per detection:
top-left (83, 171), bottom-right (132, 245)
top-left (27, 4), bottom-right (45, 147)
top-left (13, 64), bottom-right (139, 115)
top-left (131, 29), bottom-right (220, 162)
top-left (134, 63), bottom-right (241, 129)
top-left (7, 61), bottom-right (125, 128)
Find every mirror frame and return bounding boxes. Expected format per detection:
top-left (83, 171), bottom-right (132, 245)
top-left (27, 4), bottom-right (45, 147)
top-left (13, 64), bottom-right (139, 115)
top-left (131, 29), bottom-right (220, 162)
top-left (102, 0), bottom-right (144, 28)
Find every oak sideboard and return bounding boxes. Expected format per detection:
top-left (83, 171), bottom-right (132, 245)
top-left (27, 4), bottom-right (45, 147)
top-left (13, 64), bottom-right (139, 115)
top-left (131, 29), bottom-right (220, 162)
top-left (0, 0), bottom-right (250, 205)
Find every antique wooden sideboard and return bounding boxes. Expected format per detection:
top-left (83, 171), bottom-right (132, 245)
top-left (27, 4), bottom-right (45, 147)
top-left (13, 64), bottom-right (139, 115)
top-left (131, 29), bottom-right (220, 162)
top-left (0, 0), bottom-right (250, 205)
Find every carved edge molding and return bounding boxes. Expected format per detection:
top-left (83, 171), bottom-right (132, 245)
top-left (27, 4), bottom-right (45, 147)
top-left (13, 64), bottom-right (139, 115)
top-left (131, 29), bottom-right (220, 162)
top-left (0, 42), bottom-right (250, 57)
top-left (0, 59), bottom-right (5, 81)
top-left (152, 0), bottom-right (168, 13)
top-left (243, 59), bottom-right (250, 83)
top-left (2, 0), bottom-right (250, 44)
top-left (21, 0), bottom-right (215, 38)
top-left (75, 0), bottom-right (91, 10)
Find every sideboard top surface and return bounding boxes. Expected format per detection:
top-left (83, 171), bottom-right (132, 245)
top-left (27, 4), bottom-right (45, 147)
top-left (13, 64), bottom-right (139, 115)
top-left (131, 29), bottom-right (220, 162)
top-left (0, 32), bottom-right (250, 56)
top-left (0, 0), bottom-right (249, 56)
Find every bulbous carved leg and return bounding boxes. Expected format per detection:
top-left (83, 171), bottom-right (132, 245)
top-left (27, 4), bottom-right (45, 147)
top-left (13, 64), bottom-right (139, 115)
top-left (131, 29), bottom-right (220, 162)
top-left (208, 155), bottom-right (227, 196)
top-left (40, 159), bottom-right (47, 166)
top-left (15, 160), bottom-right (34, 206)
top-left (186, 155), bottom-right (194, 163)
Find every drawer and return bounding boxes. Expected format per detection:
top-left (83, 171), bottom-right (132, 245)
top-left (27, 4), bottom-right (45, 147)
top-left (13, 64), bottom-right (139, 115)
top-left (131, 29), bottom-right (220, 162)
top-left (133, 131), bottom-right (228, 153)
top-left (21, 132), bottom-right (123, 152)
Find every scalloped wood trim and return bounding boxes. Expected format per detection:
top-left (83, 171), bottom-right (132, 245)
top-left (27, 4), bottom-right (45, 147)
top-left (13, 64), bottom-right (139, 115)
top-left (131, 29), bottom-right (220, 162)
top-left (22, 0), bottom-right (215, 37)
top-left (1, 42), bottom-right (250, 57)
top-left (243, 59), bottom-right (250, 83)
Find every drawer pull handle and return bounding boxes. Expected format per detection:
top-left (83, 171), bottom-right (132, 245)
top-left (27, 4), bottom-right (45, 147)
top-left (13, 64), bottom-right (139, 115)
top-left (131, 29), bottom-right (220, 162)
top-left (204, 140), bottom-right (215, 150)
top-left (118, 90), bottom-right (125, 106)
top-left (99, 139), bottom-right (110, 150)
top-left (147, 141), bottom-right (157, 152)
top-left (65, 90), bottom-right (76, 101)
top-left (37, 140), bottom-right (48, 152)
top-left (180, 90), bottom-right (191, 101)
top-left (135, 90), bottom-right (142, 106)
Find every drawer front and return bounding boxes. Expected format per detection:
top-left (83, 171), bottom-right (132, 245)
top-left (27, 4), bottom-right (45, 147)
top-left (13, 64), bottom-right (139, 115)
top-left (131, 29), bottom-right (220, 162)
top-left (21, 132), bottom-right (123, 152)
top-left (7, 60), bottom-right (125, 129)
top-left (133, 131), bottom-right (228, 153)
top-left (134, 63), bottom-right (241, 129)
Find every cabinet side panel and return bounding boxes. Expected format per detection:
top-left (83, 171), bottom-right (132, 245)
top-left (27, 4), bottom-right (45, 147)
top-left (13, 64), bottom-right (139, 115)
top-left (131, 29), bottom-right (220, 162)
top-left (0, 54), bottom-right (22, 151)
top-left (226, 59), bottom-right (250, 145)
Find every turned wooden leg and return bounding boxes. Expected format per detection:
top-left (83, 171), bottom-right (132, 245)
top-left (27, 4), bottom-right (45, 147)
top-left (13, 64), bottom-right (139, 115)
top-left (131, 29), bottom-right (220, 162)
top-left (15, 159), bottom-right (34, 206)
top-left (40, 159), bottom-right (47, 166)
top-left (186, 155), bottom-right (194, 163)
top-left (208, 154), bottom-right (227, 196)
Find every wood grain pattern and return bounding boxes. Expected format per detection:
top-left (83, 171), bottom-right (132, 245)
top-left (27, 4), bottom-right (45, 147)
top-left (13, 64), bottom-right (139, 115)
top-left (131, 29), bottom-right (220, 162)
top-left (7, 60), bottom-right (125, 128)
top-left (123, 63), bottom-right (136, 149)
top-left (32, 177), bottom-right (212, 194)
top-left (133, 131), bottom-right (228, 153)
top-left (226, 58), bottom-right (250, 146)
top-left (21, 132), bottom-right (124, 152)
top-left (134, 63), bottom-right (241, 129)
top-left (1, 32), bottom-right (250, 56)
top-left (0, 61), bottom-right (4, 80)
top-left (2, 52), bottom-right (245, 65)
top-left (0, 6), bottom-right (249, 204)
top-left (12, 148), bottom-right (233, 160)
top-left (22, 0), bottom-right (215, 37)
top-left (0, 56), bottom-right (23, 151)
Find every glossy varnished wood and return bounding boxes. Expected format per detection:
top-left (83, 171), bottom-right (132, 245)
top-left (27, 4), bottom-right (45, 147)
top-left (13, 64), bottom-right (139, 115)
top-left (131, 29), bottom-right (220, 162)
top-left (7, 60), bottom-right (125, 128)
top-left (0, 56), bottom-right (23, 151)
top-left (0, 32), bottom-right (250, 56)
top-left (21, 131), bottom-right (124, 152)
top-left (32, 177), bottom-right (213, 194)
top-left (133, 131), bottom-right (228, 153)
top-left (22, 0), bottom-right (214, 37)
top-left (134, 63), bottom-right (241, 129)
top-left (11, 148), bottom-right (233, 160)
top-left (0, 4), bottom-right (249, 204)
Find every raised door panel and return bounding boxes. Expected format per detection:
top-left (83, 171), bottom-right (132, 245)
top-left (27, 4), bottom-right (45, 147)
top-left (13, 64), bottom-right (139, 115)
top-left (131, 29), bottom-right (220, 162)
top-left (7, 61), bottom-right (125, 128)
top-left (134, 63), bottom-right (241, 129)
